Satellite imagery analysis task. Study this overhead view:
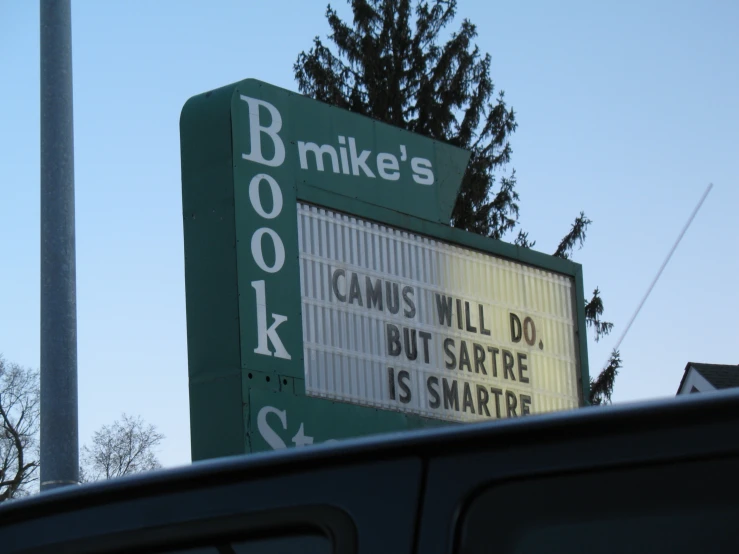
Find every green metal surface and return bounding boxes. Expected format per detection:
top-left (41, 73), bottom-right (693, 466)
top-left (574, 265), bottom-right (591, 405)
top-left (180, 77), bottom-right (591, 461)
top-left (180, 85), bottom-right (244, 461)
top-left (189, 372), bottom-right (244, 460)
top-left (246, 388), bottom-right (450, 453)
top-left (232, 79), bottom-right (471, 225)
top-left (231, 85), bottom-right (304, 382)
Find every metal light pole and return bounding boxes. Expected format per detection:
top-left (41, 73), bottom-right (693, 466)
top-left (39, 0), bottom-right (79, 491)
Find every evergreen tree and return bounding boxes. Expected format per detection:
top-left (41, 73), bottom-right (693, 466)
top-left (295, 0), bottom-right (617, 404)
top-left (589, 350), bottom-right (621, 405)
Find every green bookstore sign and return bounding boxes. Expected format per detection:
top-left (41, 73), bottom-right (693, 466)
top-left (180, 79), bottom-right (590, 461)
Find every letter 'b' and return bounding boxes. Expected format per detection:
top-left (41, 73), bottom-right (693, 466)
top-left (240, 95), bottom-right (285, 167)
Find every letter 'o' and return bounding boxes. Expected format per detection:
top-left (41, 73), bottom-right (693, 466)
top-left (249, 173), bottom-right (283, 219)
top-left (251, 227), bottom-right (285, 273)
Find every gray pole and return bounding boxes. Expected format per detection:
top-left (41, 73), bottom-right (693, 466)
top-left (40, 0), bottom-right (79, 491)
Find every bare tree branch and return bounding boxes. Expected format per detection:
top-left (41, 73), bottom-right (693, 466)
top-left (80, 414), bottom-right (164, 482)
top-left (0, 355), bottom-right (40, 502)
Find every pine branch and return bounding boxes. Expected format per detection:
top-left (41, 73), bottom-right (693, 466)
top-left (554, 212), bottom-right (592, 259)
top-left (514, 230), bottom-right (536, 249)
top-left (589, 350), bottom-right (621, 405)
top-left (584, 288), bottom-right (614, 342)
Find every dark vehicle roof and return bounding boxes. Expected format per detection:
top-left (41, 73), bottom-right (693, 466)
top-left (2, 388), bottom-right (738, 524)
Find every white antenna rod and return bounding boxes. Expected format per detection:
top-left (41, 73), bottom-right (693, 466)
top-left (603, 183), bottom-right (713, 367)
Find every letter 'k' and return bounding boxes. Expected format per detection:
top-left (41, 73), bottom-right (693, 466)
top-left (252, 280), bottom-right (291, 359)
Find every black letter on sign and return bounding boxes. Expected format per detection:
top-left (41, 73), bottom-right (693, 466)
top-left (502, 350), bottom-right (516, 380)
top-left (436, 294), bottom-right (453, 326)
top-left (387, 324), bottom-right (401, 356)
top-left (487, 347), bottom-right (499, 377)
top-left (505, 391), bottom-right (518, 417)
top-left (510, 313), bottom-right (522, 343)
top-left (473, 343), bottom-right (487, 375)
top-left (443, 338), bottom-right (456, 369)
top-left (398, 370), bottom-right (411, 404)
top-left (464, 301), bottom-right (477, 333)
top-left (517, 353), bottom-right (530, 383)
top-left (427, 376), bottom-right (440, 409)
top-left (419, 331), bottom-right (432, 364)
top-left (332, 268), bottom-right (346, 302)
top-left (349, 272), bottom-right (363, 306)
top-left (520, 394), bottom-right (532, 415)
top-left (490, 387), bottom-right (503, 418)
top-left (386, 282), bottom-right (400, 314)
top-left (462, 382), bottom-right (475, 414)
top-left (388, 367), bottom-right (396, 400)
top-left (402, 286), bottom-right (416, 319)
top-left (479, 305), bottom-right (491, 336)
top-left (524, 317), bottom-right (536, 346)
top-left (442, 378), bottom-right (459, 411)
top-left (459, 341), bottom-right (472, 372)
top-left (366, 276), bottom-right (383, 310)
top-left (403, 327), bottom-right (418, 361)
top-left (476, 385), bottom-right (491, 417)
top-left (477, 385), bottom-right (490, 417)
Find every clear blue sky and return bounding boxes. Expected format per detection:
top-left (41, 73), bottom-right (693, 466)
top-left (1, 0), bottom-right (737, 468)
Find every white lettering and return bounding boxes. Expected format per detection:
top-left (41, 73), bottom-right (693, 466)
top-left (257, 406), bottom-right (288, 449)
top-left (285, 134), bottom-right (437, 186)
top-left (411, 157), bottom-right (434, 185)
top-left (298, 142), bottom-right (340, 172)
top-left (240, 95), bottom-right (285, 167)
top-left (251, 280), bottom-right (291, 359)
top-left (251, 228), bottom-right (285, 274)
top-left (248, 174), bottom-right (283, 219)
top-left (376, 153), bottom-right (400, 180)
top-left (257, 406), bottom-right (339, 451)
top-left (348, 137), bottom-right (375, 178)
top-left (338, 137), bottom-right (350, 174)
top-left (291, 423), bottom-right (314, 447)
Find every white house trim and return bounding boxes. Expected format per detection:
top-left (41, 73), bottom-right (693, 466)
top-left (678, 366), bottom-right (717, 395)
